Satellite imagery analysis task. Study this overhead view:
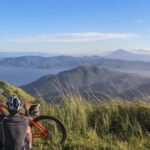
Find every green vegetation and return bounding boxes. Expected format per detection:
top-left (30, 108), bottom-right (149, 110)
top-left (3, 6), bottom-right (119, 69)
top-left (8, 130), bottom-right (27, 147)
top-left (35, 96), bottom-right (150, 150)
top-left (0, 80), bottom-right (35, 103)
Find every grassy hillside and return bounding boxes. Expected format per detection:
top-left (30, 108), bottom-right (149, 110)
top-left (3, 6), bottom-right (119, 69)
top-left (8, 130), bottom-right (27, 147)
top-left (35, 96), bottom-right (150, 150)
top-left (0, 80), bottom-right (35, 103)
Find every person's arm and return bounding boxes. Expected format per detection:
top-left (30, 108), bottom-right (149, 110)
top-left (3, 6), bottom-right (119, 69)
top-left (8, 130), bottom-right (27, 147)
top-left (23, 103), bottom-right (33, 149)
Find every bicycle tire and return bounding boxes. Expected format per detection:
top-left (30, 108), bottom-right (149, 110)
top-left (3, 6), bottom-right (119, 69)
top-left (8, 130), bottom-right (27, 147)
top-left (30, 115), bottom-right (67, 145)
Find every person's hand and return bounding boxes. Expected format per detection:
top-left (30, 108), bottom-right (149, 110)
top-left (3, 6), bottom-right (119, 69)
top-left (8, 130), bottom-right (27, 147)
top-left (23, 103), bottom-right (32, 110)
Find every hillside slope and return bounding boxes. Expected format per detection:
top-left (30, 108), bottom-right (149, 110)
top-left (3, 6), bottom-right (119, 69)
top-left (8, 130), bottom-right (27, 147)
top-left (0, 80), bottom-right (35, 103)
top-left (21, 66), bottom-right (150, 102)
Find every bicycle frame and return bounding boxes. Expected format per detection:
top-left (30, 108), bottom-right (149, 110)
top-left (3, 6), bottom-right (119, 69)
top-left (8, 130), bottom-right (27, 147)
top-left (0, 104), bottom-right (49, 139)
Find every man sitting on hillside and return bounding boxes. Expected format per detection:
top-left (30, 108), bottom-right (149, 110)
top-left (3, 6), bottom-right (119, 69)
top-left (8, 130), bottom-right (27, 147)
top-left (0, 96), bottom-right (33, 150)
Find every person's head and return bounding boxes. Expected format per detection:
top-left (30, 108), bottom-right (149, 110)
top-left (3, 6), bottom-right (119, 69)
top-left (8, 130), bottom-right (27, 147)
top-left (6, 95), bottom-right (22, 114)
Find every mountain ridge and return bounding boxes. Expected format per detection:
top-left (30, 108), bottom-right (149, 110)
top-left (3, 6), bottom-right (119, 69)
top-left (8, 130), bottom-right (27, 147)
top-left (21, 65), bottom-right (150, 102)
top-left (1, 54), bottom-right (150, 71)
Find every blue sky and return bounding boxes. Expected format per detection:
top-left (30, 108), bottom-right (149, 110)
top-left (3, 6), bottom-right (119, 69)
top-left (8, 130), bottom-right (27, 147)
top-left (0, 0), bottom-right (150, 55)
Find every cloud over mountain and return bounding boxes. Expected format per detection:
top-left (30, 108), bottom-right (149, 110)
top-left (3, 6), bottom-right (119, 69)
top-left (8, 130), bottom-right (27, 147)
top-left (8, 32), bottom-right (140, 43)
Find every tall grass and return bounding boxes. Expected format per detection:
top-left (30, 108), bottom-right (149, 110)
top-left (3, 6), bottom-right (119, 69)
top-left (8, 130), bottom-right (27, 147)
top-left (36, 96), bottom-right (150, 150)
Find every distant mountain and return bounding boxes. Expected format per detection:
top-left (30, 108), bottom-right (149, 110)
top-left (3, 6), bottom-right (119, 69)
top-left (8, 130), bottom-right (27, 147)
top-left (0, 55), bottom-right (82, 69)
top-left (1, 50), bottom-right (150, 69)
top-left (0, 52), bottom-right (54, 58)
top-left (108, 49), bottom-right (133, 57)
top-left (1, 55), bottom-right (150, 71)
top-left (0, 80), bottom-right (35, 103)
top-left (106, 49), bottom-right (150, 61)
top-left (2, 55), bottom-right (150, 79)
top-left (21, 66), bottom-right (150, 102)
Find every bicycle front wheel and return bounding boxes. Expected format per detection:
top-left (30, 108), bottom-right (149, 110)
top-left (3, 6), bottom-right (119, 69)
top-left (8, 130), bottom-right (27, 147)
top-left (30, 115), bottom-right (67, 148)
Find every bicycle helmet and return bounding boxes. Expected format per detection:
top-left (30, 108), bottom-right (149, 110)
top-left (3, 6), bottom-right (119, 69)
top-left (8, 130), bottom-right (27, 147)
top-left (6, 95), bottom-right (22, 112)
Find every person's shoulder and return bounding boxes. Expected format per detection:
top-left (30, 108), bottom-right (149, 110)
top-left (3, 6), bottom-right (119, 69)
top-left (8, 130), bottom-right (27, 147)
top-left (16, 114), bottom-right (28, 119)
top-left (9, 113), bottom-right (29, 121)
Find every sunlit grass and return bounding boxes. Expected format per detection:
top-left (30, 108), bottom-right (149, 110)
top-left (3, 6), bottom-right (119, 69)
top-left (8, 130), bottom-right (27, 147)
top-left (35, 96), bottom-right (150, 150)
top-left (0, 80), bottom-right (35, 102)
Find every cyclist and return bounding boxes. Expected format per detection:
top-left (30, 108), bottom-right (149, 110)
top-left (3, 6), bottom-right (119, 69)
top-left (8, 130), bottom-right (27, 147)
top-left (0, 96), bottom-right (33, 150)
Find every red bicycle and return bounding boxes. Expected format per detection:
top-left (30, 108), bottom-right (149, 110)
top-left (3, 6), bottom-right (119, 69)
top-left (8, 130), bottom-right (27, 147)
top-left (0, 103), bottom-right (67, 147)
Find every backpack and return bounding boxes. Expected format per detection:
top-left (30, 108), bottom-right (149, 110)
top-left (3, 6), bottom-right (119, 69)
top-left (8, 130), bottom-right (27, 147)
top-left (0, 114), bottom-right (29, 150)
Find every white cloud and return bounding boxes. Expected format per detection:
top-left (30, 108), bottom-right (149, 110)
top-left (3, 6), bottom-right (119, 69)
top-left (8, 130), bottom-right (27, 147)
top-left (131, 48), bottom-right (150, 53)
top-left (7, 32), bottom-right (140, 43)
